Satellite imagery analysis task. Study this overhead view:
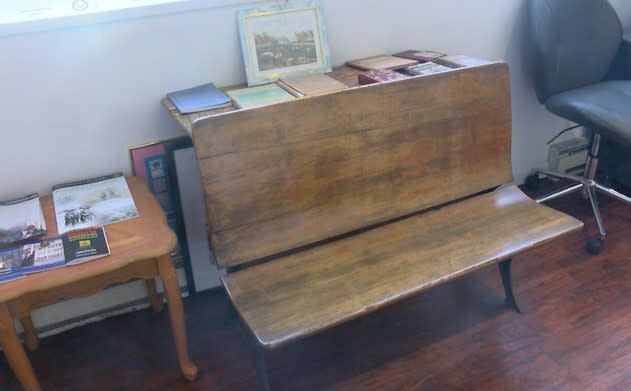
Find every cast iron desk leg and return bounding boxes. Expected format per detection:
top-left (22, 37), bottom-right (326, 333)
top-left (499, 258), bottom-right (522, 313)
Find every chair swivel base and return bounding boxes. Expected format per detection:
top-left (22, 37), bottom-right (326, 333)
top-left (531, 168), bottom-right (631, 254)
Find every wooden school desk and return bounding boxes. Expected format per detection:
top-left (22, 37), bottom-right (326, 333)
top-left (0, 177), bottom-right (197, 391)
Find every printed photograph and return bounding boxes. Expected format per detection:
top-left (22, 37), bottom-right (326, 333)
top-left (53, 176), bottom-right (139, 234)
top-left (249, 9), bottom-right (320, 72)
top-left (0, 194), bottom-right (46, 245)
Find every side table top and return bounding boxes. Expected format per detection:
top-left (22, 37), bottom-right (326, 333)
top-left (0, 176), bottom-right (176, 303)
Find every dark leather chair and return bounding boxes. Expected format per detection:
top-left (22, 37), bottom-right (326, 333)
top-left (529, 0), bottom-right (631, 253)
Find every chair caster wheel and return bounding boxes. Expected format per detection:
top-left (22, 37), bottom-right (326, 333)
top-left (586, 237), bottom-right (603, 254)
top-left (525, 173), bottom-right (540, 190)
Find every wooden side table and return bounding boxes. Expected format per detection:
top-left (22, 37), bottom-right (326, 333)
top-left (0, 177), bottom-right (198, 391)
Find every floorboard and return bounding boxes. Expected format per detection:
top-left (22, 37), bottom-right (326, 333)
top-left (2, 183), bottom-right (631, 390)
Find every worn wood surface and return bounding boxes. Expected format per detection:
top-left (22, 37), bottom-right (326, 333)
top-left (223, 185), bottom-right (582, 348)
top-left (2, 186), bottom-right (630, 391)
top-left (193, 62), bottom-right (512, 268)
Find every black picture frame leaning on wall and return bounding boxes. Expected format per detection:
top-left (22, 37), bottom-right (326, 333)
top-left (129, 136), bottom-right (197, 295)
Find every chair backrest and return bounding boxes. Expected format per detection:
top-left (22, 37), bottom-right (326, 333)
top-left (192, 63), bottom-right (512, 269)
top-left (530, 0), bottom-right (622, 103)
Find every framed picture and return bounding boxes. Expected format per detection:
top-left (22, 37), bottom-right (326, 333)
top-left (238, 0), bottom-right (332, 86)
top-left (129, 136), bottom-right (196, 294)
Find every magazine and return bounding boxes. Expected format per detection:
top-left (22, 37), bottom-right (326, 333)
top-left (52, 173), bottom-right (138, 235)
top-left (20, 227), bottom-right (110, 274)
top-left (0, 246), bottom-right (25, 284)
top-left (0, 193), bottom-right (46, 246)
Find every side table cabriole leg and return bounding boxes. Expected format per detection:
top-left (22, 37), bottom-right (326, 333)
top-left (156, 255), bottom-right (198, 381)
top-left (498, 258), bottom-right (522, 313)
top-left (20, 315), bottom-right (40, 351)
top-left (0, 304), bottom-right (41, 391)
top-left (145, 278), bottom-right (164, 313)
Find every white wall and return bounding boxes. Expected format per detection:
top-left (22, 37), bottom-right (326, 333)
top-left (1, 0), bottom-right (630, 330)
top-left (1, 0), bottom-right (631, 198)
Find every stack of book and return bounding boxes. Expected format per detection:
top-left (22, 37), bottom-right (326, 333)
top-left (277, 73), bottom-right (347, 97)
top-left (166, 82), bottom-right (232, 114)
top-left (225, 71), bottom-right (349, 109)
top-left (345, 54), bottom-right (419, 71)
top-left (344, 50), bottom-right (462, 85)
top-left (392, 49), bottom-right (447, 63)
top-left (357, 69), bottom-right (409, 85)
top-left (165, 51), bottom-right (488, 115)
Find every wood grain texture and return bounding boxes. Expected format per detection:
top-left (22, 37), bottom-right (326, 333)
top-left (223, 185), bottom-right (583, 348)
top-left (193, 62), bottom-right (513, 268)
top-left (3, 184), bottom-right (631, 391)
top-left (0, 177), bottom-right (176, 303)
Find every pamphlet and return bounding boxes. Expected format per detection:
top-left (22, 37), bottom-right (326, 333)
top-left (19, 226), bottom-right (110, 274)
top-left (0, 246), bottom-right (25, 284)
top-left (0, 193), bottom-right (46, 246)
top-left (226, 84), bottom-right (295, 109)
top-left (53, 173), bottom-right (138, 235)
top-left (20, 237), bottom-right (65, 273)
top-left (62, 227), bottom-right (110, 265)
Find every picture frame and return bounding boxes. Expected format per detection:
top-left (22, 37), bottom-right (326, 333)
top-left (129, 136), bottom-right (196, 294)
top-left (237, 0), bottom-right (332, 86)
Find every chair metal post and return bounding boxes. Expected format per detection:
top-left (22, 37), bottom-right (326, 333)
top-left (584, 132), bottom-right (602, 181)
top-left (586, 185), bottom-right (606, 240)
top-left (532, 128), bottom-right (631, 254)
top-left (528, 0), bottom-right (631, 255)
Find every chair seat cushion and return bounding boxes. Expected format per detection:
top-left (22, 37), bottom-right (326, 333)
top-left (545, 81), bottom-right (631, 144)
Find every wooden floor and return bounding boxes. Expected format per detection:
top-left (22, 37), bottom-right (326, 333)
top-left (2, 184), bottom-right (631, 390)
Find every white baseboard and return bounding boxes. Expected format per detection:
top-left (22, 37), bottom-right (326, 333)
top-left (13, 267), bottom-right (188, 339)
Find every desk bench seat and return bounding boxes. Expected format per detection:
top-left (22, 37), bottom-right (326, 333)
top-left (224, 185), bottom-right (582, 348)
top-left (190, 62), bottom-right (584, 389)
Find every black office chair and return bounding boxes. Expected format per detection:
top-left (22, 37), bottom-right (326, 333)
top-left (529, 0), bottom-right (631, 254)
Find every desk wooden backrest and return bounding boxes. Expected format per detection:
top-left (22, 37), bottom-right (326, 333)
top-left (192, 62), bottom-right (512, 269)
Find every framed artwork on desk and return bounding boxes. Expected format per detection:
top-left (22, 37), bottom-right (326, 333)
top-left (237, 0), bottom-right (332, 86)
top-left (129, 136), bottom-right (196, 294)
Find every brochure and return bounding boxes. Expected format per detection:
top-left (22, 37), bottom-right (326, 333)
top-left (52, 173), bottom-right (138, 235)
top-left (20, 226), bottom-right (110, 274)
top-left (0, 193), bottom-right (46, 246)
top-left (0, 246), bottom-right (25, 284)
